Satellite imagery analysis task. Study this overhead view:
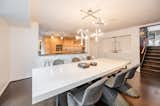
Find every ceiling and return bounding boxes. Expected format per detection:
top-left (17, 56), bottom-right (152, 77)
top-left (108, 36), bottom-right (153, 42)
top-left (31, 0), bottom-right (160, 33)
top-left (0, 0), bottom-right (30, 25)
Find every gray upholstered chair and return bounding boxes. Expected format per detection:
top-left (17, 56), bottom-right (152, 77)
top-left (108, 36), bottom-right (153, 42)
top-left (67, 77), bottom-right (108, 106)
top-left (72, 57), bottom-right (80, 62)
top-left (102, 70), bottom-right (129, 106)
top-left (53, 59), bottom-right (66, 105)
top-left (126, 64), bottom-right (140, 79)
top-left (53, 60), bottom-right (66, 106)
top-left (86, 56), bottom-right (93, 60)
top-left (53, 59), bottom-right (64, 65)
top-left (118, 64), bottom-right (140, 98)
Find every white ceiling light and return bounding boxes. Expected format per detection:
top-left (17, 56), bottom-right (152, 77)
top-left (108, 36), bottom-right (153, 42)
top-left (59, 32), bottom-right (64, 40)
top-left (75, 35), bottom-right (80, 40)
top-left (77, 29), bottom-right (89, 45)
top-left (51, 36), bottom-right (54, 39)
top-left (93, 17), bottom-right (104, 26)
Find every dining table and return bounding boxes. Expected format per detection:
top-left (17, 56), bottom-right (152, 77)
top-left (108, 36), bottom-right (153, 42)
top-left (32, 58), bottom-right (130, 105)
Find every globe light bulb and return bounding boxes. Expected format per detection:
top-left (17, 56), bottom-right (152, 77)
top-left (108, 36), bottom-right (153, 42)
top-left (51, 36), bottom-right (54, 39)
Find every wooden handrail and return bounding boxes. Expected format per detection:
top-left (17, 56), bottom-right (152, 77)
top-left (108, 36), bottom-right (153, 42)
top-left (140, 41), bottom-right (147, 66)
top-left (141, 46), bottom-right (145, 54)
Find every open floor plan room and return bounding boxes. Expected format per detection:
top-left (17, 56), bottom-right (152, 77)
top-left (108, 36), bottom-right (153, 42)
top-left (0, 0), bottom-right (160, 106)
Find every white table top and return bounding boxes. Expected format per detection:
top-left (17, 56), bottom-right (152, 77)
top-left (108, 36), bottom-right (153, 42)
top-left (32, 58), bottom-right (130, 104)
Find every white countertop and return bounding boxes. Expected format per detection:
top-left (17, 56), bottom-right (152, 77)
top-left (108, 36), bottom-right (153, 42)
top-left (32, 58), bottom-right (130, 104)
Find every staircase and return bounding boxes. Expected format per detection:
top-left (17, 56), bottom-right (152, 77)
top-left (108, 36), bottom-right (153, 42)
top-left (141, 46), bottom-right (160, 78)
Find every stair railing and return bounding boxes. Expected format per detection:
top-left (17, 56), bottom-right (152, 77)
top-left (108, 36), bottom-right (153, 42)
top-left (140, 40), bottom-right (147, 66)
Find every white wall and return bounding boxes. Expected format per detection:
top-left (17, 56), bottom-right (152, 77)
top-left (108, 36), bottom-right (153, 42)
top-left (90, 27), bottom-right (140, 68)
top-left (0, 19), bottom-right (10, 95)
top-left (6, 20), bottom-right (89, 81)
top-left (10, 22), bottom-right (39, 81)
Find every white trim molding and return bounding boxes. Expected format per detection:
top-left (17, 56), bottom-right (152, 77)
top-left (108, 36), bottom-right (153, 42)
top-left (0, 81), bottom-right (10, 96)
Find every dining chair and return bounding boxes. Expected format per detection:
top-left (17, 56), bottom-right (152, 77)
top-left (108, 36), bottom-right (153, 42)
top-left (72, 57), bottom-right (80, 62)
top-left (67, 77), bottom-right (108, 106)
top-left (53, 59), bottom-right (64, 65)
top-left (102, 70), bottom-right (129, 106)
top-left (118, 64), bottom-right (140, 98)
top-left (52, 59), bottom-right (66, 106)
top-left (86, 56), bottom-right (93, 60)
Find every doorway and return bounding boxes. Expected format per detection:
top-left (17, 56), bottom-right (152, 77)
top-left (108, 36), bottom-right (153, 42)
top-left (147, 25), bottom-right (160, 46)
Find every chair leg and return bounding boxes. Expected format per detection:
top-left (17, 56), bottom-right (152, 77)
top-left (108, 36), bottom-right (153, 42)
top-left (118, 82), bottom-right (140, 98)
top-left (101, 86), bottom-right (129, 106)
top-left (56, 96), bottom-right (59, 106)
top-left (59, 93), bottom-right (68, 106)
top-left (67, 93), bottom-right (78, 106)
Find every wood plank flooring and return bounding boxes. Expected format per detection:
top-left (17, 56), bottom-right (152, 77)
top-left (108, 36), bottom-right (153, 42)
top-left (0, 78), bottom-right (32, 106)
top-left (0, 72), bottom-right (160, 106)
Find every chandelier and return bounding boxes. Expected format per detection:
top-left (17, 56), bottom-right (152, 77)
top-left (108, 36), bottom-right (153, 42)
top-left (79, 9), bottom-right (104, 42)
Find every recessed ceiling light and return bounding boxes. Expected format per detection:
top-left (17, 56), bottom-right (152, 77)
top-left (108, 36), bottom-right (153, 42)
top-left (51, 36), bottom-right (54, 39)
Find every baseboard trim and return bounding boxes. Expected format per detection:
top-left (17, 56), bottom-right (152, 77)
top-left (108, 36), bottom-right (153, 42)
top-left (0, 81), bottom-right (10, 96)
top-left (10, 75), bottom-right (32, 82)
top-left (0, 76), bottom-right (32, 96)
top-left (11, 77), bottom-right (32, 83)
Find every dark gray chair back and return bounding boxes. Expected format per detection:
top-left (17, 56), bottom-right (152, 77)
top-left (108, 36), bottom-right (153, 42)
top-left (53, 59), bottom-right (64, 65)
top-left (82, 77), bottom-right (108, 105)
top-left (72, 57), bottom-right (80, 62)
top-left (112, 70), bottom-right (128, 88)
top-left (86, 56), bottom-right (92, 60)
top-left (126, 64), bottom-right (139, 79)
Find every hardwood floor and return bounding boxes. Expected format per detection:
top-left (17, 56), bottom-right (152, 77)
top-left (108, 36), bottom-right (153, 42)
top-left (0, 72), bottom-right (160, 106)
top-left (122, 73), bottom-right (160, 106)
top-left (0, 78), bottom-right (32, 106)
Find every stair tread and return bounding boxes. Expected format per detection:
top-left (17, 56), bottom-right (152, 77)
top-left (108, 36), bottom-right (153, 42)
top-left (141, 71), bottom-right (160, 75)
top-left (148, 46), bottom-right (160, 47)
top-left (146, 53), bottom-right (160, 55)
top-left (144, 60), bottom-right (160, 63)
top-left (143, 63), bottom-right (160, 68)
top-left (145, 56), bottom-right (160, 59)
top-left (141, 71), bottom-right (160, 78)
top-left (147, 49), bottom-right (160, 51)
top-left (148, 47), bottom-right (160, 50)
top-left (147, 51), bottom-right (160, 53)
top-left (141, 67), bottom-right (160, 73)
